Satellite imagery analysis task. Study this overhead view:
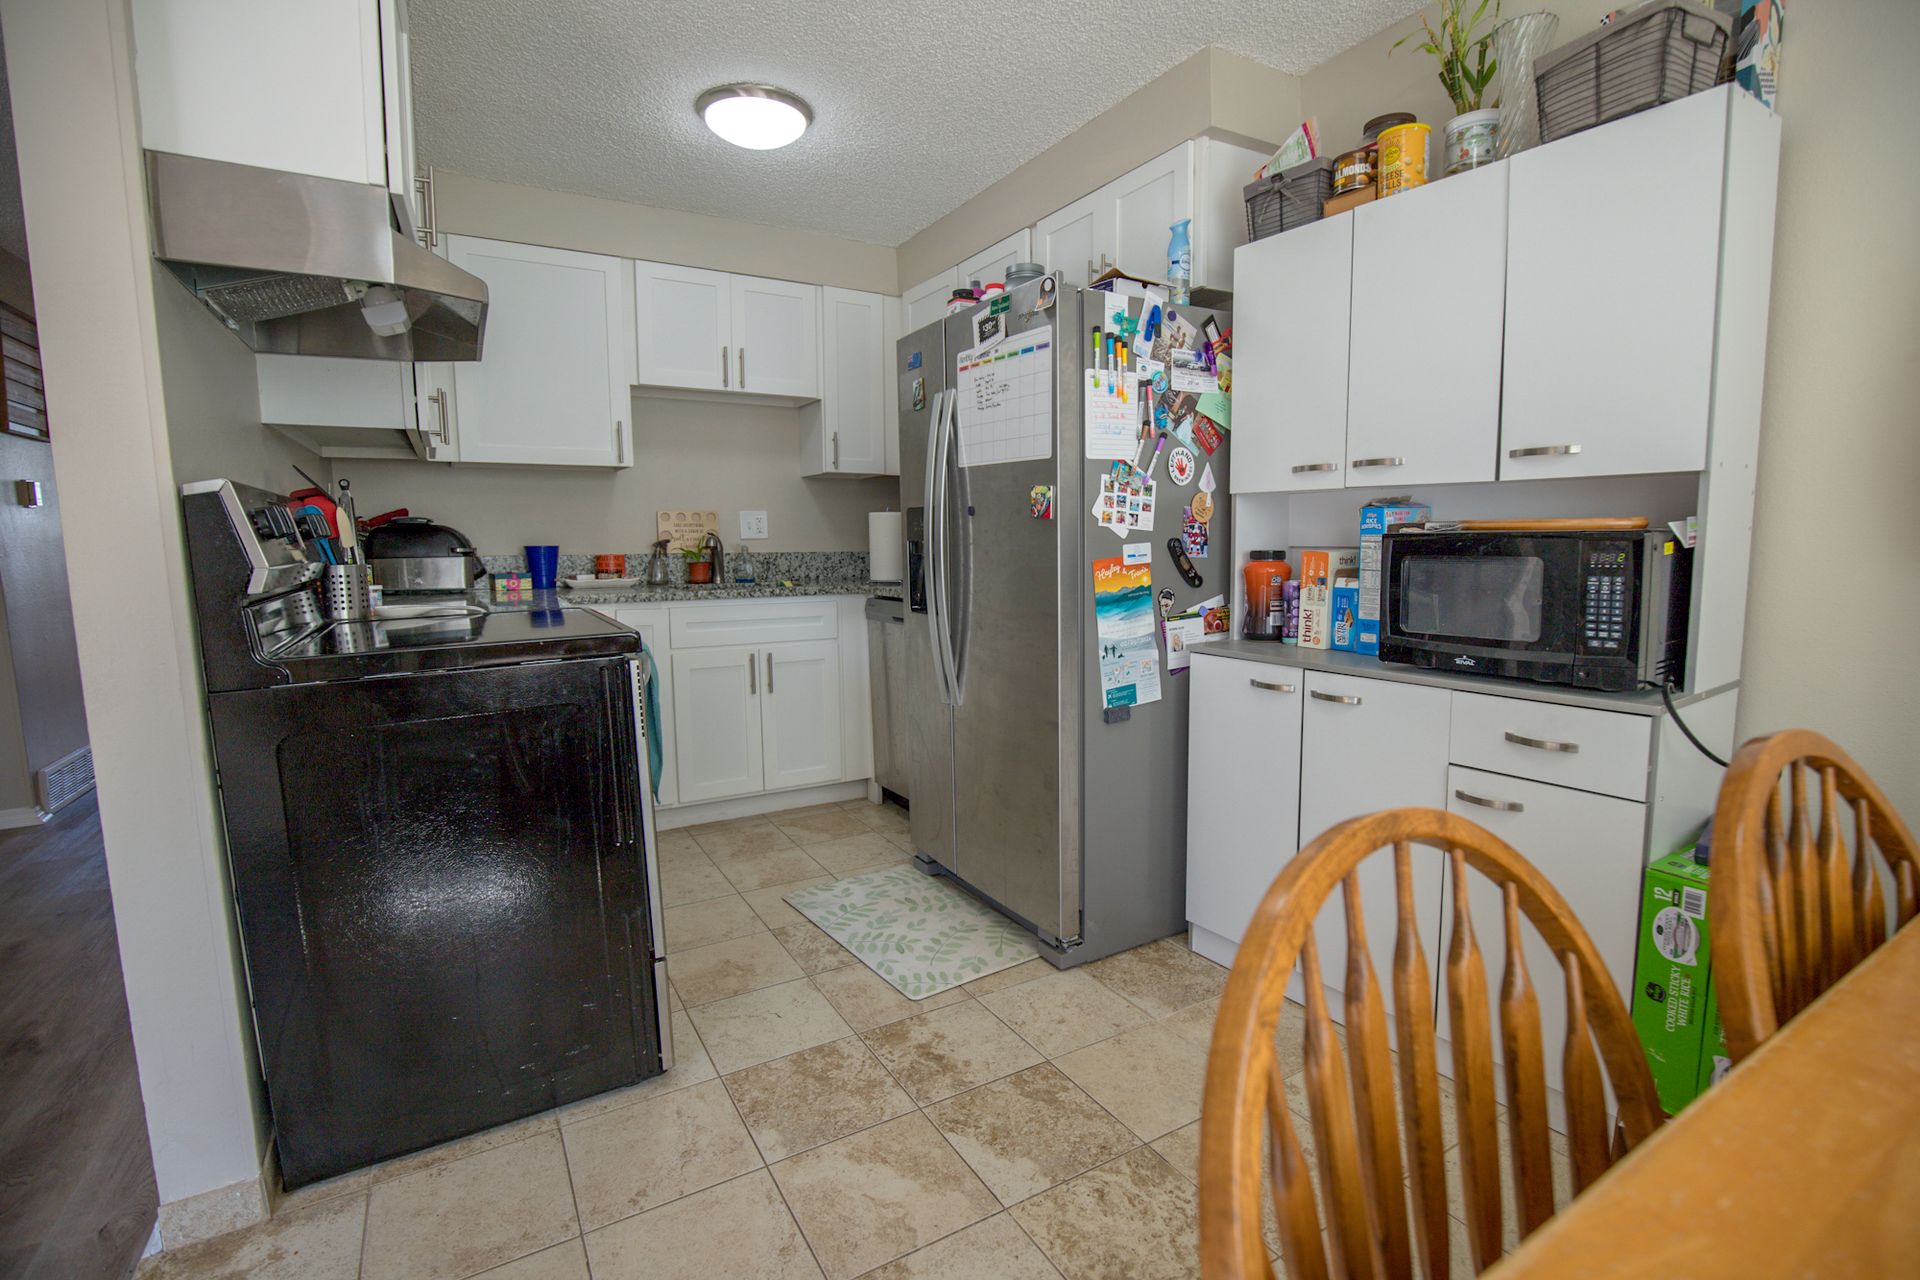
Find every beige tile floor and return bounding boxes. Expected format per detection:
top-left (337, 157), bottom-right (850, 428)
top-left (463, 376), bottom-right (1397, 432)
top-left (135, 798), bottom-right (1563, 1280)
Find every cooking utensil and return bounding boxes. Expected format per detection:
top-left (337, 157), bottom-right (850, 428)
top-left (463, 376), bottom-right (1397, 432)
top-left (336, 479), bottom-right (360, 563)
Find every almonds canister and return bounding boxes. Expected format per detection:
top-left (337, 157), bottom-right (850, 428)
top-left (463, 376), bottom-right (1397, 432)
top-left (1376, 121), bottom-right (1431, 197)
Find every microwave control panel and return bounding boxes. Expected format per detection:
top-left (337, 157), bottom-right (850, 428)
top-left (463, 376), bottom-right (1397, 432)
top-left (1581, 545), bottom-right (1633, 652)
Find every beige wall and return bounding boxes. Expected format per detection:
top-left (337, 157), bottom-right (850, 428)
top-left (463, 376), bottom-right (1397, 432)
top-left (3, 0), bottom-right (268, 1219)
top-left (895, 48), bottom-right (1300, 288)
top-left (344, 394), bottom-right (898, 554)
top-left (435, 169), bottom-right (898, 294)
top-left (1301, 2), bottom-right (1920, 816)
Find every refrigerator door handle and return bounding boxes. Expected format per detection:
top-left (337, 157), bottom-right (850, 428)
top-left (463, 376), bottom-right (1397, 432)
top-left (932, 389), bottom-right (963, 707)
top-left (947, 412), bottom-right (971, 704)
top-left (924, 390), bottom-right (955, 706)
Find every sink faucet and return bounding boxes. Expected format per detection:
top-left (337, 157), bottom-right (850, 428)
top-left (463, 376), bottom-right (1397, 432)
top-left (701, 531), bottom-right (725, 583)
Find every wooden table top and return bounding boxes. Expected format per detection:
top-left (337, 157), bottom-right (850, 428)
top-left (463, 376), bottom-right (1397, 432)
top-left (1487, 921), bottom-right (1920, 1279)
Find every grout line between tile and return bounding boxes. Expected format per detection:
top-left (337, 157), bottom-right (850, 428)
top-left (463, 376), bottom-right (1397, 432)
top-left (355, 1186), bottom-right (371, 1280)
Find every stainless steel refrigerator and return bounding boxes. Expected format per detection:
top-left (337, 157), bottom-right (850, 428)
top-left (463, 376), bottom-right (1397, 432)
top-left (895, 275), bottom-right (1231, 967)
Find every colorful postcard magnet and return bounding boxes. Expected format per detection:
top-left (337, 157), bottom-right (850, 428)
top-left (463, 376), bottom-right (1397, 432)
top-left (1196, 390), bottom-right (1232, 430)
top-left (1092, 557), bottom-right (1162, 708)
top-left (1182, 507), bottom-right (1209, 558)
top-left (1193, 417), bottom-right (1225, 456)
top-left (1029, 484), bottom-right (1054, 519)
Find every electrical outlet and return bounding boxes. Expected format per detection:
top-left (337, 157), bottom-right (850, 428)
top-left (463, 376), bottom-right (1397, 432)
top-left (740, 510), bottom-right (769, 540)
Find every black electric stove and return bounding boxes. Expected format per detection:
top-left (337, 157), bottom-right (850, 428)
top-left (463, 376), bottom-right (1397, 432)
top-left (179, 480), bottom-right (668, 1188)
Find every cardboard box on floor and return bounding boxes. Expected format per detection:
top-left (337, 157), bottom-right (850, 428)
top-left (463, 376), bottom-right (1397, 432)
top-left (1631, 846), bottom-right (1716, 1114)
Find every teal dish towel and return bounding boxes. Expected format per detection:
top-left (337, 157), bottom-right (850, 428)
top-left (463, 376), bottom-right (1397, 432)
top-left (642, 640), bottom-right (664, 799)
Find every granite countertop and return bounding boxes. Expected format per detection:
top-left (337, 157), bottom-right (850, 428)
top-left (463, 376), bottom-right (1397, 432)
top-left (478, 578), bottom-right (874, 610)
top-left (1192, 637), bottom-right (1735, 716)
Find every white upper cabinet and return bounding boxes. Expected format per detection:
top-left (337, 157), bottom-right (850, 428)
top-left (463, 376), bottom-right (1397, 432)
top-left (804, 289), bottom-right (890, 477)
top-left (132, 0), bottom-right (389, 187)
top-left (1501, 89), bottom-right (1728, 479)
top-left (730, 276), bottom-right (820, 399)
top-left (379, 0), bottom-right (419, 235)
top-left (1035, 191), bottom-right (1110, 290)
top-left (634, 265), bottom-right (819, 401)
top-left (1111, 148), bottom-right (1192, 286)
top-left (636, 263), bottom-right (732, 391)
top-left (445, 236), bottom-right (635, 467)
top-left (1346, 161), bottom-right (1508, 487)
top-left (956, 229), bottom-right (1032, 292)
top-left (1230, 214), bottom-right (1353, 494)
top-left (256, 355), bottom-right (429, 461)
top-left (904, 269), bottom-right (959, 336)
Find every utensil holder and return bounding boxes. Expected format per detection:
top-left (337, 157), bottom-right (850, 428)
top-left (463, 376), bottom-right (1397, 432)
top-left (323, 564), bottom-right (372, 621)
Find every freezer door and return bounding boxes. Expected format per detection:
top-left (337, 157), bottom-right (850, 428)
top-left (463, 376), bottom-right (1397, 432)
top-left (897, 321), bottom-right (955, 868)
top-left (947, 279), bottom-right (1077, 943)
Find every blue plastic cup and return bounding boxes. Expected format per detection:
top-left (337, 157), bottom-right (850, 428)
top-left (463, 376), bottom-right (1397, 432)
top-left (524, 545), bottom-right (560, 590)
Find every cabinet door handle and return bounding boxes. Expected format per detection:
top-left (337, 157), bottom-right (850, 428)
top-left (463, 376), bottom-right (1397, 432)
top-left (413, 164), bottom-right (437, 248)
top-left (1310, 690), bottom-right (1362, 706)
top-left (747, 651), bottom-right (756, 695)
top-left (1504, 730), bottom-right (1579, 754)
top-left (428, 388), bottom-right (451, 446)
top-left (722, 345), bottom-right (730, 388)
top-left (1249, 678), bottom-right (1296, 694)
top-left (1455, 788), bottom-right (1524, 813)
top-left (831, 431), bottom-right (839, 469)
top-left (1508, 444), bottom-right (1582, 459)
top-left (613, 419), bottom-right (625, 464)
top-left (739, 348), bottom-right (746, 388)
top-left (765, 652), bottom-right (774, 693)
top-left (1291, 462), bottom-right (1338, 474)
top-left (1350, 456), bottom-right (1405, 468)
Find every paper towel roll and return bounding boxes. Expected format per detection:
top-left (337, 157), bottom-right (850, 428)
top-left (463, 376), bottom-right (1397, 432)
top-left (868, 511), bottom-right (903, 583)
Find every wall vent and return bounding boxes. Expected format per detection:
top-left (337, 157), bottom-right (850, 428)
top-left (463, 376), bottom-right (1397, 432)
top-left (34, 744), bottom-right (94, 813)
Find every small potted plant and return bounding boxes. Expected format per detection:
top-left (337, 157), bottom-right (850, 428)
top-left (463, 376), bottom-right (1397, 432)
top-left (681, 545), bottom-right (714, 585)
top-left (1396, 0), bottom-right (1504, 175)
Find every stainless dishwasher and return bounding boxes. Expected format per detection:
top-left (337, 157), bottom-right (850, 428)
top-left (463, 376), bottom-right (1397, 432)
top-left (865, 594), bottom-right (908, 801)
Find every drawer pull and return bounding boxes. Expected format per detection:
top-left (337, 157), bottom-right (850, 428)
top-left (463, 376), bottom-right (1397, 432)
top-left (1349, 456), bottom-right (1405, 469)
top-left (1455, 789), bottom-right (1524, 814)
top-left (1249, 679), bottom-right (1296, 694)
top-left (1310, 691), bottom-right (1362, 706)
top-left (1290, 462), bottom-right (1338, 474)
top-left (1508, 444), bottom-right (1582, 459)
top-left (1504, 730), bottom-right (1579, 754)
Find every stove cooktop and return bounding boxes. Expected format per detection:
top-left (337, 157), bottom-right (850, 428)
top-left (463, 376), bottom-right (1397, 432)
top-left (268, 605), bottom-right (639, 682)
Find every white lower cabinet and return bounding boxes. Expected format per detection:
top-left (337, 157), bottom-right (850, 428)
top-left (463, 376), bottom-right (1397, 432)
top-left (761, 641), bottom-right (844, 791)
top-left (1185, 655), bottom-right (1303, 966)
top-left (1296, 672), bottom-right (1452, 1027)
top-left (672, 645), bottom-right (766, 804)
top-left (1439, 765), bottom-right (1649, 1115)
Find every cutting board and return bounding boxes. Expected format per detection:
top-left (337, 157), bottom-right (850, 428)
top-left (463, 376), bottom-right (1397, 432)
top-left (656, 510), bottom-right (719, 552)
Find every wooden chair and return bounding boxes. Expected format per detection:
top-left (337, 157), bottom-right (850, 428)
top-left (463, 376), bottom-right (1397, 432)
top-left (1709, 729), bottom-right (1918, 1062)
top-left (1197, 808), bottom-right (1664, 1279)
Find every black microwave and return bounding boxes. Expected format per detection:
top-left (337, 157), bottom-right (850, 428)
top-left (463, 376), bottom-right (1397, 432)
top-left (1379, 529), bottom-right (1691, 693)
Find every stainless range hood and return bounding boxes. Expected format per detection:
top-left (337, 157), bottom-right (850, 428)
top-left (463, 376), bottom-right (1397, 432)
top-left (146, 150), bottom-right (488, 361)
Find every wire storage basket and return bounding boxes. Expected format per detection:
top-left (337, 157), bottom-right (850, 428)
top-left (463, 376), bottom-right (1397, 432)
top-left (1244, 157), bottom-right (1335, 242)
top-left (1534, 0), bottom-right (1732, 144)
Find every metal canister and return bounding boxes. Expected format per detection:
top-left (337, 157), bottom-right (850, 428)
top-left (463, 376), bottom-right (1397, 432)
top-left (1332, 147), bottom-right (1376, 195)
top-left (1376, 122), bottom-right (1431, 198)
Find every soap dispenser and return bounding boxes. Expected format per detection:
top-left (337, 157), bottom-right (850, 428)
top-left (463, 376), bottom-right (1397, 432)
top-left (732, 544), bottom-right (757, 585)
top-left (646, 538), bottom-right (673, 586)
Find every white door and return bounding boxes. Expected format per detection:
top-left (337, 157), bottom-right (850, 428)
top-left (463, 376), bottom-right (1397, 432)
top-left (1036, 190), bottom-right (1113, 289)
top-left (1439, 766), bottom-right (1648, 1106)
top-left (1229, 215), bottom-right (1353, 494)
top-left (446, 237), bottom-right (633, 466)
top-left (636, 261), bottom-right (731, 392)
top-left (413, 361), bottom-right (457, 461)
top-left (1501, 89), bottom-right (1727, 479)
top-left (1111, 143), bottom-right (1192, 283)
top-left (760, 641), bottom-right (843, 791)
top-left (610, 608), bottom-right (677, 808)
top-left (1296, 671), bottom-right (1451, 1031)
top-left (730, 275), bottom-right (820, 399)
top-left (817, 288), bottom-right (887, 474)
top-left (904, 268), bottom-right (959, 335)
top-left (1348, 161), bottom-right (1507, 487)
top-left (1186, 655), bottom-right (1303, 965)
top-left (671, 645), bottom-right (764, 804)
top-left (379, 0), bottom-right (418, 235)
top-left (957, 229), bottom-right (1032, 292)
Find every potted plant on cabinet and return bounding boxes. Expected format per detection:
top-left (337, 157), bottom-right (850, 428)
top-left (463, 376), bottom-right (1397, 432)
top-left (1395, 0), bottom-right (1504, 175)
top-left (681, 545), bottom-right (714, 585)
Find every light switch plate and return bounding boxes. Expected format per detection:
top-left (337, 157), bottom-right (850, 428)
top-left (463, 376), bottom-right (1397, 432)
top-left (740, 510), bottom-right (769, 540)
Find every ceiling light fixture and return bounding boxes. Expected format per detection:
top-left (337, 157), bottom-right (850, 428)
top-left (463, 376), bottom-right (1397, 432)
top-left (696, 84), bottom-right (813, 151)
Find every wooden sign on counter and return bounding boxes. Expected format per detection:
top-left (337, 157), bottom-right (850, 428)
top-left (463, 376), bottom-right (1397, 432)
top-left (656, 510), bottom-right (719, 552)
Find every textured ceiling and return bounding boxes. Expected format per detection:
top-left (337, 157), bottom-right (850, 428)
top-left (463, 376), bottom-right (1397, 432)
top-left (408, 0), bottom-right (1423, 246)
